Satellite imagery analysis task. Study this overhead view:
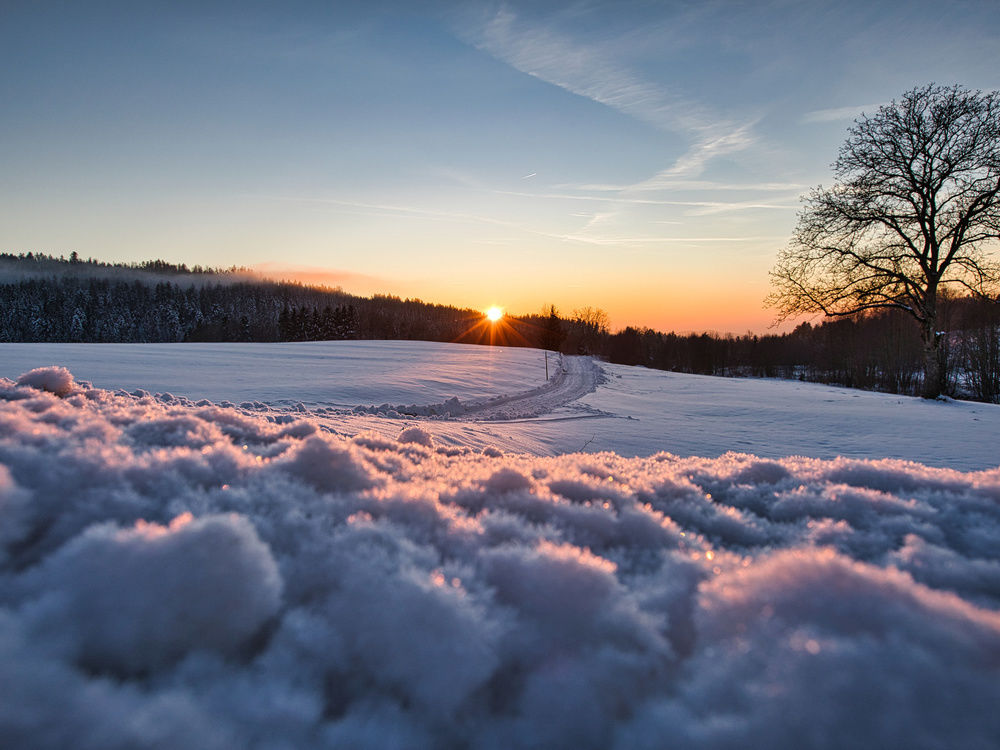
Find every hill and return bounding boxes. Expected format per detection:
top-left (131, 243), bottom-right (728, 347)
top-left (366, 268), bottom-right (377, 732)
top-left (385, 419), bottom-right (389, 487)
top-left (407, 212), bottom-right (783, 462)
top-left (1, 252), bottom-right (998, 402)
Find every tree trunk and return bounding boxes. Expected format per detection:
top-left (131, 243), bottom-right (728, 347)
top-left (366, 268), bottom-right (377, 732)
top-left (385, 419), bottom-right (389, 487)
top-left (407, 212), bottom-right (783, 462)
top-left (920, 320), bottom-right (943, 399)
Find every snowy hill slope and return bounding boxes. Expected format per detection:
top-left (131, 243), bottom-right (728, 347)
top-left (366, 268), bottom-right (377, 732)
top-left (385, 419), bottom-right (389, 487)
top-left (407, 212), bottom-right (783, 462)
top-left (0, 341), bottom-right (552, 408)
top-left (2, 340), bottom-right (998, 469)
top-left (0, 367), bottom-right (998, 749)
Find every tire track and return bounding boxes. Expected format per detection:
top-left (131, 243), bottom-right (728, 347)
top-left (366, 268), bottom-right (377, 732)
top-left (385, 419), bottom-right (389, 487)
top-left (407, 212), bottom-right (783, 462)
top-left (461, 355), bottom-right (605, 421)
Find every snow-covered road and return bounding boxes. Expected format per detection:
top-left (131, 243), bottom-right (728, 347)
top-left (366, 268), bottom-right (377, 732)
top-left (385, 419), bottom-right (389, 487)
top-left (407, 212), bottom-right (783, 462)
top-left (462, 355), bottom-right (605, 421)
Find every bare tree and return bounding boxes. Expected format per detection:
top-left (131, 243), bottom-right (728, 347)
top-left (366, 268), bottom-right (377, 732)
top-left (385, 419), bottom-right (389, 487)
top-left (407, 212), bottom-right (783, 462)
top-left (571, 306), bottom-right (610, 353)
top-left (768, 84), bottom-right (1000, 398)
top-left (571, 306), bottom-right (610, 334)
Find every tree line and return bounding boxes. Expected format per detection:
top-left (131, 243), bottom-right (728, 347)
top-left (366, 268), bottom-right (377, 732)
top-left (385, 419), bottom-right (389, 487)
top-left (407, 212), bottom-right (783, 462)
top-left (1, 252), bottom-right (998, 402)
top-left (574, 299), bottom-right (1000, 403)
top-left (0, 253), bottom-right (557, 349)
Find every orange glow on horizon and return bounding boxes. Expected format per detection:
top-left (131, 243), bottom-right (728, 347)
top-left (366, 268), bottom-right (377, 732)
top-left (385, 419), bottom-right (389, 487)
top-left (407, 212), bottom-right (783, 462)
top-left (453, 308), bottom-right (540, 348)
top-left (253, 262), bottom-right (792, 335)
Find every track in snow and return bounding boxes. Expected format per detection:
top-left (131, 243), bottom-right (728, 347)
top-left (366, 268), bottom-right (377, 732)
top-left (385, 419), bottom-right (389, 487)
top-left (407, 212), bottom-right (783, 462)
top-left (460, 354), bottom-right (607, 421)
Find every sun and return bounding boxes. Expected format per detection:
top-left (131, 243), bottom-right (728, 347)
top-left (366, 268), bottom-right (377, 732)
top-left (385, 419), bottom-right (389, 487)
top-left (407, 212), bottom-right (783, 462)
top-left (485, 306), bottom-right (503, 323)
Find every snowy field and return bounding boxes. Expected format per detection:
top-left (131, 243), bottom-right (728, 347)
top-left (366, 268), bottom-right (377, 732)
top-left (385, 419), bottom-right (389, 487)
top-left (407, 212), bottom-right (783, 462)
top-left (0, 341), bottom-right (552, 410)
top-left (1, 340), bottom-right (999, 469)
top-left (1, 343), bottom-right (999, 748)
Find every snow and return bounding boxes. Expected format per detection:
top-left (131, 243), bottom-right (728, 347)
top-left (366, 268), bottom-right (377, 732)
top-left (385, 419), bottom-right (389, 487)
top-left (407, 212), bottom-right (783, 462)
top-left (1, 345), bottom-right (999, 748)
top-left (570, 363), bottom-right (1000, 469)
top-left (0, 341), bottom-right (551, 409)
top-left (2, 341), bottom-right (998, 469)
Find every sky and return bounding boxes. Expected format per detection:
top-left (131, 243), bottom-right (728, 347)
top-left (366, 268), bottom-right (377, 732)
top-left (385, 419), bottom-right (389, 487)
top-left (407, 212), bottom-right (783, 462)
top-left (1, 1), bottom-right (998, 333)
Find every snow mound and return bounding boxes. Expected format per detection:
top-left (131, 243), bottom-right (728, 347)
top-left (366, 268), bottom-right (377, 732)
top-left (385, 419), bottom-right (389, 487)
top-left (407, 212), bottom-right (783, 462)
top-left (1, 374), bottom-right (999, 748)
top-left (26, 512), bottom-right (282, 674)
top-left (15, 366), bottom-right (77, 396)
top-left (356, 395), bottom-right (466, 418)
top-left (398, 426), bottom-right (434, 447)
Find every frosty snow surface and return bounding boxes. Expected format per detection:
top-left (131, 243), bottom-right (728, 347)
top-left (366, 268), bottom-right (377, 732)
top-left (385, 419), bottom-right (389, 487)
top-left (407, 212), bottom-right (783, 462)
top-left (1, 340), bottom-right (998, 469)
top-left (1, 344), bottom-right (999, 748)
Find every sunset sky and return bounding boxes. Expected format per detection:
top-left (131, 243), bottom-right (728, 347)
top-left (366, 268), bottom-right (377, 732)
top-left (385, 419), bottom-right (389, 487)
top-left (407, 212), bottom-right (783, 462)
top-left (2, 1), bottom-right (998, 333)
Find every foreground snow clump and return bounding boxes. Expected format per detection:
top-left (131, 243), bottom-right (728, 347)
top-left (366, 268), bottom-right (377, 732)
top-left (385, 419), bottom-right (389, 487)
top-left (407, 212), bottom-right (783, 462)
top-left (1, 369), bottom-right (999, 749)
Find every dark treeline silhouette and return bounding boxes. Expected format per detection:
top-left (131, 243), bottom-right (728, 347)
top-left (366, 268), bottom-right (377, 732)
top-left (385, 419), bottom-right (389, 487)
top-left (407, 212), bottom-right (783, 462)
top-left (564, 298), bottom-right (1000, 403)
top-left (0, 250), bottom-right (242, 277)
top-left (1, 253), bottom-right (998, 402)
top-left (0, 253), bottom-right (549, 349)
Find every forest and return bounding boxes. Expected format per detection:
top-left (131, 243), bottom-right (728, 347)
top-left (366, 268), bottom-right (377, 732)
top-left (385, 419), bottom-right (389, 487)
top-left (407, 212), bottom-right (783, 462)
top-left (1, 252), bottom-right (999, 403)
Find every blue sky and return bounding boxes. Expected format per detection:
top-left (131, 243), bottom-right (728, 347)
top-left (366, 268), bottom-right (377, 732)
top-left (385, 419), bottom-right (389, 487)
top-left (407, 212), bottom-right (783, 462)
top-left (2, 1), bottom-right (998, 331)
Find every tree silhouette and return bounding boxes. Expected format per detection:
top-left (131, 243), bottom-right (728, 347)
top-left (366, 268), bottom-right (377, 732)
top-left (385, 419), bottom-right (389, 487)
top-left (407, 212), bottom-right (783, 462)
top-left (768, 84), bottom-right (1000, 398)
top-left (539, 304), bottom-right (566, 352)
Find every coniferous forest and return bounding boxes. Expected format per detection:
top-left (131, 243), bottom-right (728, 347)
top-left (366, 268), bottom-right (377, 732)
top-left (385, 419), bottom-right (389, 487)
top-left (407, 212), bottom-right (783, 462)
top-left (2, 252), bottom-right (999, 402)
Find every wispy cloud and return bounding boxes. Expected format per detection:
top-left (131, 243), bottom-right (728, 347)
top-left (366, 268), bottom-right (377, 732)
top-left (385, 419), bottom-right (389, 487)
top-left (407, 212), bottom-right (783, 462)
top-left (492, 189), bottom-right (798, 215)
top-left (553, 179), bottom-right (806, 193)
top-left (801, 102), bottom-right (884, 123)
top-left (454, 7), bottom-right (798, 249)
top-left (279, 195), bottom-right (553, 237)
top-left (265, 192), bottom-right (786, 250)
top-left (463, 7), bottom-right (756, 179)
top-left (556, 234), bottom-right (789, 245)
top-left (266, 194), bottom-right (609, 246)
